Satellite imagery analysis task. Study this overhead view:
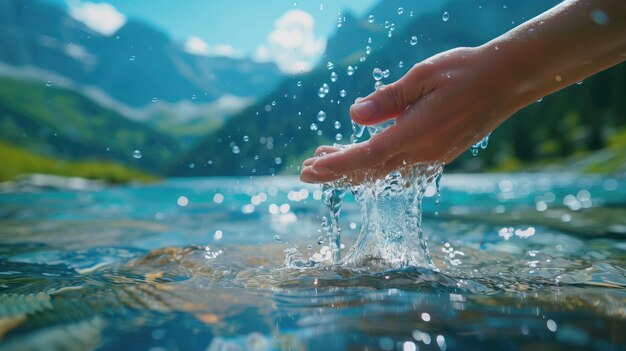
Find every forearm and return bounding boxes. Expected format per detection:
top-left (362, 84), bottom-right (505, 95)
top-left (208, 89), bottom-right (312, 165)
top-left (481, 0), bottom-right (626, 109)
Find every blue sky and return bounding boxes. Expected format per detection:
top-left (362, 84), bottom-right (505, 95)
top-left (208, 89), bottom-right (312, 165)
top-left (44, 0), bottom-right (380, 73)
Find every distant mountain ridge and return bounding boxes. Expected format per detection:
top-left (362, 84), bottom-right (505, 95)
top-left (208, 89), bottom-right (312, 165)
top-left (0, 0), bottom-right (283, 111)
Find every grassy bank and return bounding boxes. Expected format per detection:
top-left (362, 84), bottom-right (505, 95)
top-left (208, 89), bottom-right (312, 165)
top-left (0, 141), bottom-right (157, 183)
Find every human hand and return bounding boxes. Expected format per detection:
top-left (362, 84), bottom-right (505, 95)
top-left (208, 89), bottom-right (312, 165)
top-left (300, 46), bottom-right (523, 184)
top-left (300, 0), bottom-right (626, 185)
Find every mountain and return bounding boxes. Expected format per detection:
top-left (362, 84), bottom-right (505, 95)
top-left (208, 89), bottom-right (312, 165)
top-left (175, 0), bottom-right (626, 176)
top-left (0, 76), bottom-right (180, 174)
top-left (324, 0), bottom-right (444, 64)
top-left (0, 0), bottom-right (283, 111)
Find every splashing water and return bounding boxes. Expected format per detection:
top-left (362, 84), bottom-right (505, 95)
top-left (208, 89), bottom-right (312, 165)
top-left (341, 163), bottom-right (443, 270)
top-left (297, 114), bottom-right (444, 271)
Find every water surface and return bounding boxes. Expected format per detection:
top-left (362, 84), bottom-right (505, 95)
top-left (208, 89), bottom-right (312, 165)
top-left (0, 173), bottom-right (624, 350)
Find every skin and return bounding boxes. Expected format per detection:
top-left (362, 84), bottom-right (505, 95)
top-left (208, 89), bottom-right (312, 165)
top-left (300, 0), bottom-right (626, 184)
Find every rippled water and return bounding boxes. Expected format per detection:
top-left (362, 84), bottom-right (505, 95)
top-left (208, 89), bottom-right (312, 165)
top-left (0, 173), bottom-right (624, 350)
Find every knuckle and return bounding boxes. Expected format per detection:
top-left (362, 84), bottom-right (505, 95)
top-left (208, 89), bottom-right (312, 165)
top-left (385, 82), bottom-right (408, 114)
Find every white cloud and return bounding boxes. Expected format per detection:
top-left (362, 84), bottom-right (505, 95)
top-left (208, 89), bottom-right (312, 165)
top-left (254, 45), bottom-right (271, 62)
top-left (257, 10), bottom-right (326, 74)
top-left (68, 1), bottom-right (126, 36)
top-left (184, 36), bottom-right (210, 55)
top-left (184, 36), bottom-right (243, 58)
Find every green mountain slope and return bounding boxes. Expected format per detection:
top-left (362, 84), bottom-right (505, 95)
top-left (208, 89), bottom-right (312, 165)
top-left (0, 76), bottom-right (180, 174)
top-left (0, 141), bottom-right (155, 183)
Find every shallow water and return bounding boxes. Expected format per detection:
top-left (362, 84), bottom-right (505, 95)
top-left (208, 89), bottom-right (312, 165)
top-left (0, 173), bottom-right (624, 350)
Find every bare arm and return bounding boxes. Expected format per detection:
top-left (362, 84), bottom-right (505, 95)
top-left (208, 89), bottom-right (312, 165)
top-left (300, 0), bottom-right (626, 184)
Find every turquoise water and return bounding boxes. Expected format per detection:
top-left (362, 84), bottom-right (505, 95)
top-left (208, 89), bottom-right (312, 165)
top-left (0, 173), bottom-right (624, 350)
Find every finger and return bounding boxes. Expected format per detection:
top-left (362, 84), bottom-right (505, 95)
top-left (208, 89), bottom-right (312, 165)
top-left (338, 152), bottom-right (410, 184)
top-left (302, 157), bottom-right (316, 167)
top-left (305, 136), bottom-right (399, 183)
top-left (315, 145), bottom-right (339, 156)
top-left (349, 64), bottom-right (434, 125)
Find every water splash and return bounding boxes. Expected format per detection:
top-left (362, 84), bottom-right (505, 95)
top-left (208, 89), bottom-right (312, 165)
top-left (298, 116), bottom-right (443, 270)
top-left (321, 184), bottom-right (347, 263)
top-left (341, 163), bottom-right (443, 270)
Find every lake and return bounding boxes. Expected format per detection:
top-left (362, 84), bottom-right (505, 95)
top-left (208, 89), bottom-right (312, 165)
top-left (0, 173), bottom-right (624, 350)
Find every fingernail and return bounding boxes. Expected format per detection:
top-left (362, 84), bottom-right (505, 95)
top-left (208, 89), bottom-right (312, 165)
top-left (350, 100), bottom-right (377, 121)
top-left (311, 166), bottom-right (333, 177)
top-left (300, 169), bottom-right (316, 183)
top-left (303, 157), bottom-right (316, 167)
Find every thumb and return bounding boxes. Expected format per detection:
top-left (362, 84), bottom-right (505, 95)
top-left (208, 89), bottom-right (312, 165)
top-left (350, 67), bottom-right (428, 125)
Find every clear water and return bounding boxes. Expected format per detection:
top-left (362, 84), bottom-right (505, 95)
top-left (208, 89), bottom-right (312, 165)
top-left (0, 174), bottom-right (625, 350)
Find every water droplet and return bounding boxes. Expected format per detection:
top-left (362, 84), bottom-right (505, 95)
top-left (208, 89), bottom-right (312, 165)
top-left (339, 89), bottom-right (347, 98)
top-left (442, 11), bottom-right (449, 21)
top-left (347, 66), bottom-right (355, 76)
top-left (317, 111), bottom-right (327, 122)
top-left (243, 135), bottom-right (249, 142)
top-left (397, 7), bottom-right (404, 15)
top-left (330, 72), bottom-right (338, 82)
top-left (310, 123), bottom-right (318, 131)
top-left (334, 121), bottom-right (341, 129)
top-left (129, 55), bottom-right (136, 61)
top-left (367, 14), bottom-right (374, 23)
top-left (367, 37), bottom-right (372, 44)
top-left (191, 94), bottom-right (196, 100)
top-left (384, 21), bottom-right (391, 29)
top-left (318, 87), bottom-right (327, 98)
top-left (327, 61), bottom-right (334, 70)
top-left (399, 61), bottom-right (404, 68)
top-left (45, 81), bottom-right (52, 87)
top-left (151, 97), bottom-right (158, 103)
top-left (382, 69), bottom-right (390, 78)
top-left (317, 235), bottom-right (325, 245)
top-left (359, 56), bottom-right (366, 62)
top-left (274, 234), bottom-right (283, 243)
top-left (335, 133), bottom-right (343, 141)
top-left (410, 36), bottom-right (418, 45)
top-left (372, 68), bottom-right (383, 81)
top-left (132, 150), bottom-right (142, 159)
top-left (297, 81), bottom-right (302, 87)
top-left (374, 81), bottom-right (384, 90)
top-left (469, 133), bottom-right (491, 156)
top-left (365, 46), bottom-right (371, 55)
top-left (271, 100), bottom-right (276, 106)
top-left (274, 157), bottom-right (282, 165)
top-left (577, 80), bottom-right (583, 85)
top-left (322, 83), bottom-right (330, 93)
top-left (591, 9), bottom-right (609, 26)
top-left (232, 146), bottom-right (240, 154)
top-left (177, 196), bottom-right (189, 207)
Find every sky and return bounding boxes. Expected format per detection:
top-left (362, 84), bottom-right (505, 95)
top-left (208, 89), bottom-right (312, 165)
top-left (44, 0), bottom-right (380, 73)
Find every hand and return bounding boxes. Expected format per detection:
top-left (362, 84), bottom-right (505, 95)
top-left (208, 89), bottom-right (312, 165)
top-left (300, 0), bottom-right (626, 185)
top-left (300, 46), bottom-right (522, 184)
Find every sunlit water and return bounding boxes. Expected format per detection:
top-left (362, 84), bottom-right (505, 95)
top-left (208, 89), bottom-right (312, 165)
top-left (0, 173), bottom-right (625, 350)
